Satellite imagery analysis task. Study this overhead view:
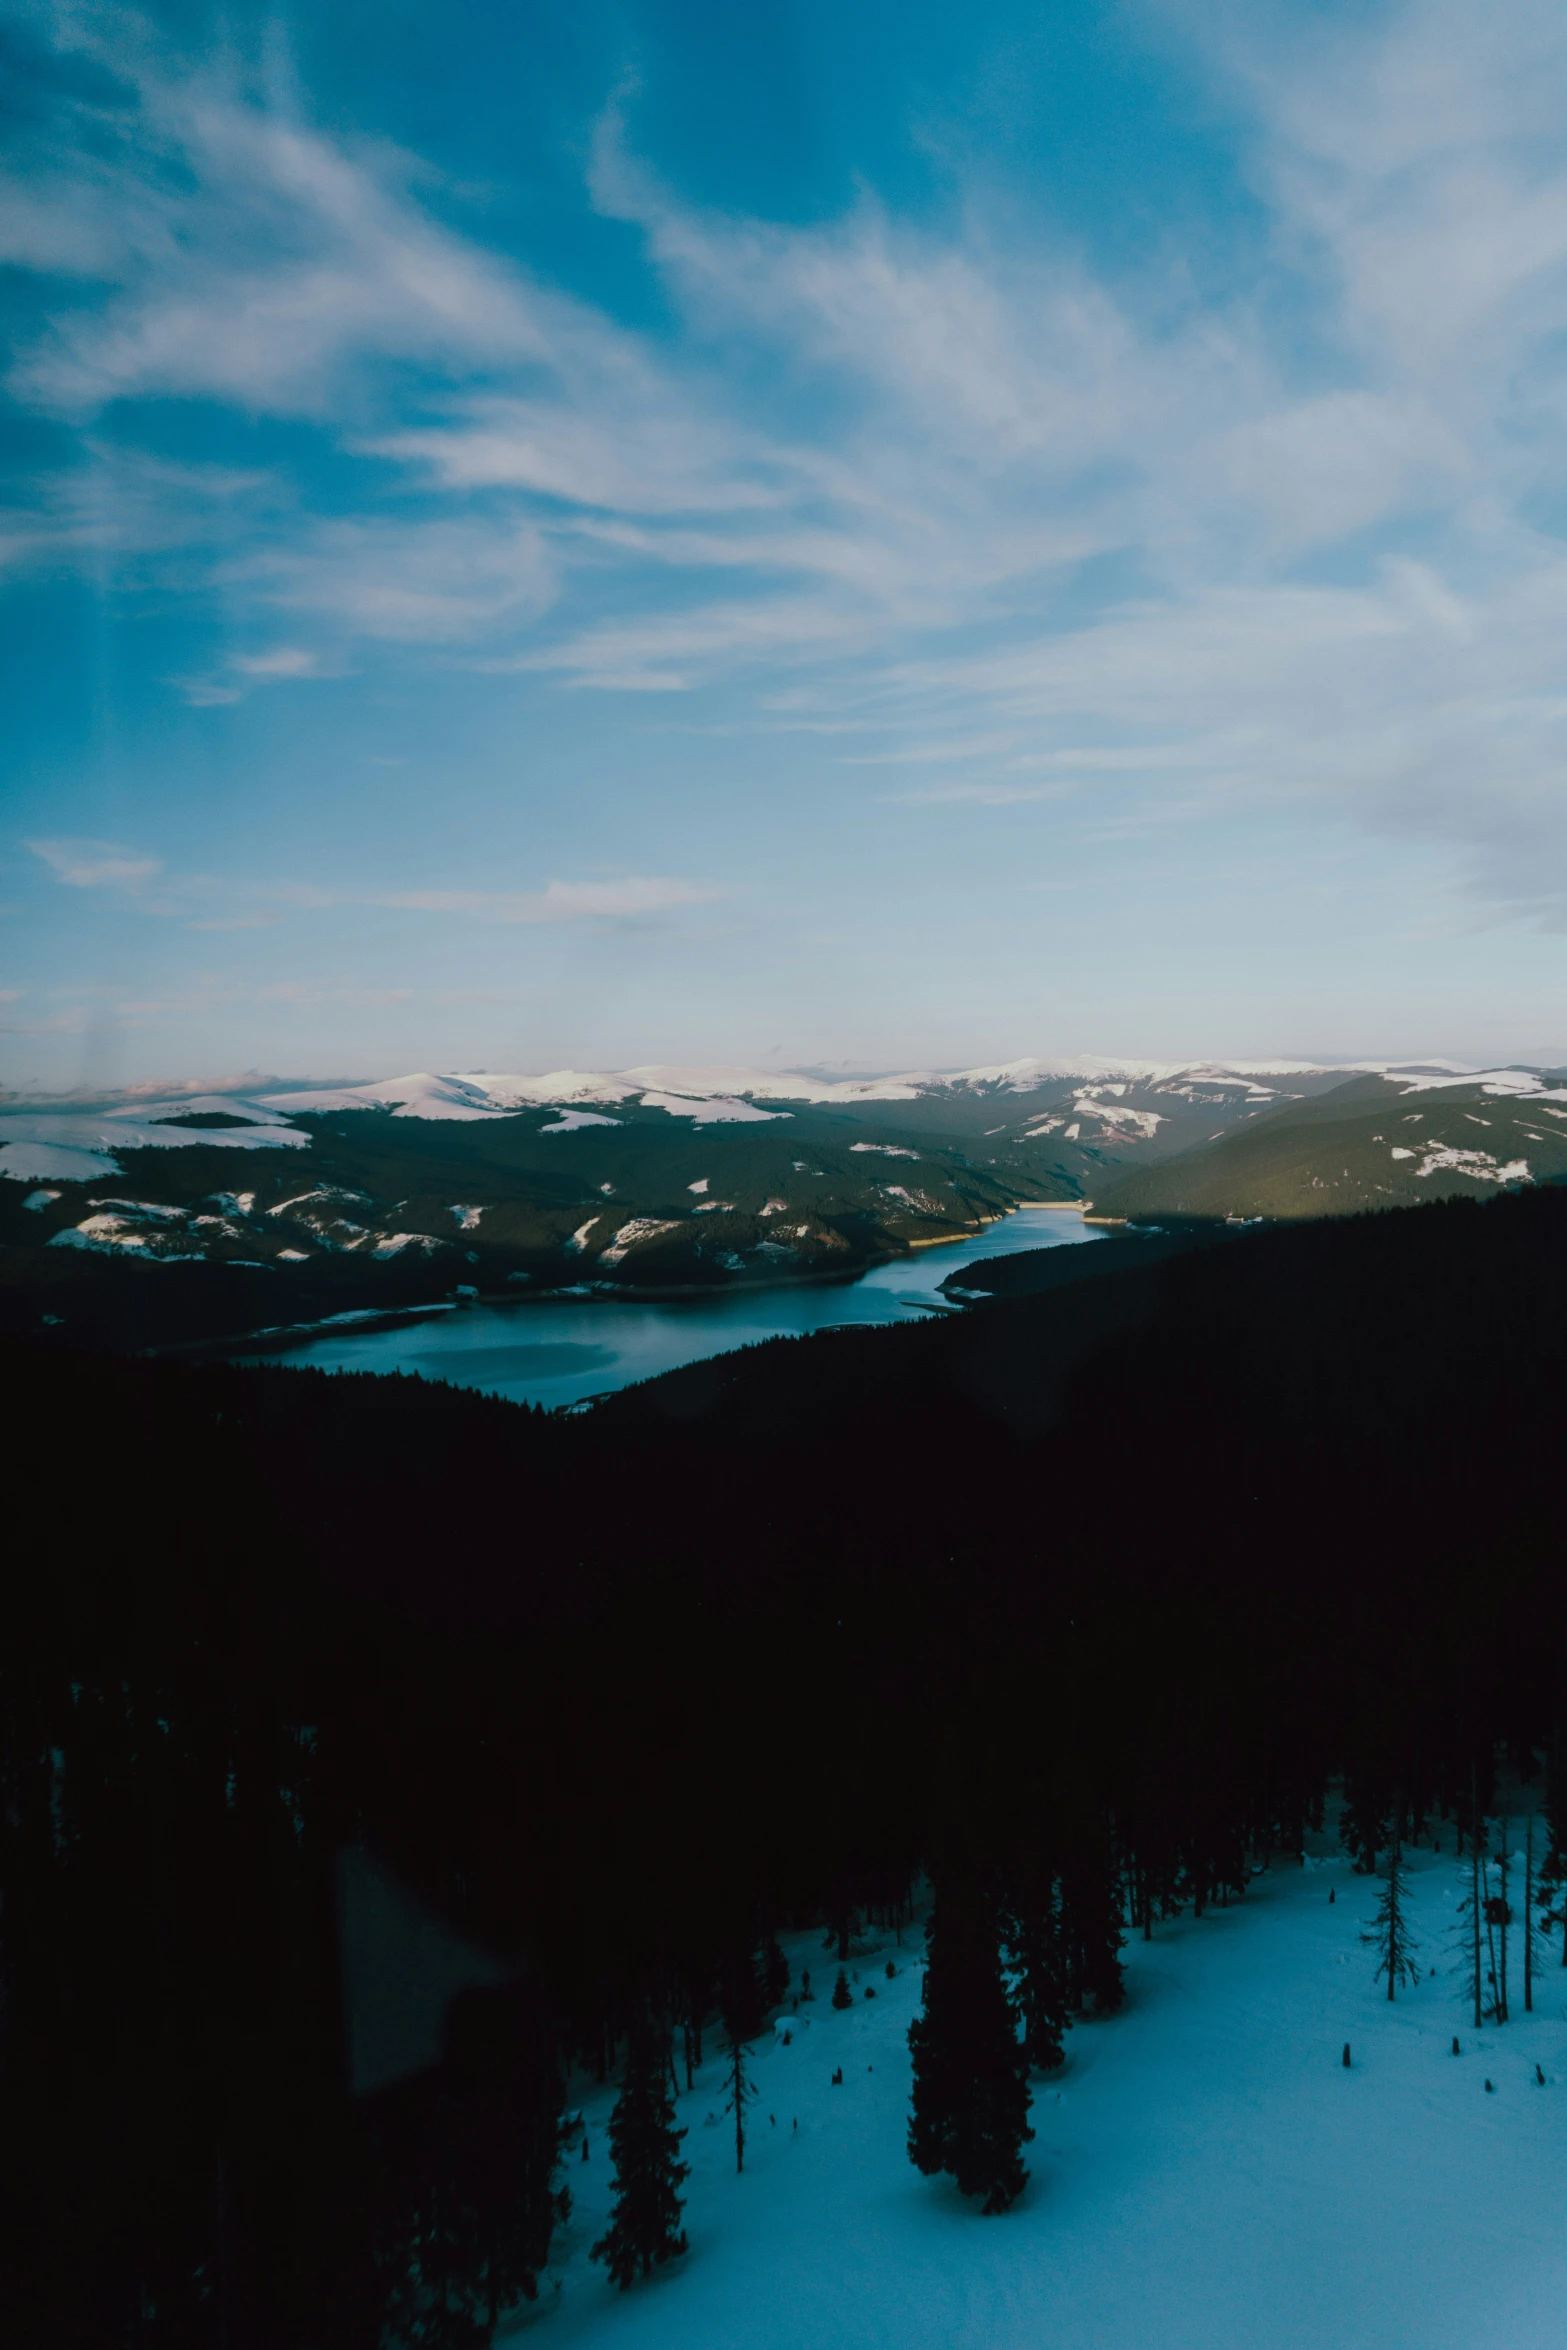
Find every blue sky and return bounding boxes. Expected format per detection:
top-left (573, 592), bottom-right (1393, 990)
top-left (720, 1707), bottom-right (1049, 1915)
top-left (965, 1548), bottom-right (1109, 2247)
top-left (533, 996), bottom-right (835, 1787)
top-left (6, 0), bottom-right (1567, 1086)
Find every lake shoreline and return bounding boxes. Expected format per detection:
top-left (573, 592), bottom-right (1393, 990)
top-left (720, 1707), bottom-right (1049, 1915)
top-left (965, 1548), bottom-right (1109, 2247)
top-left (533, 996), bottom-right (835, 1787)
top-left (161, 1202), bottom-right (1089, 1367)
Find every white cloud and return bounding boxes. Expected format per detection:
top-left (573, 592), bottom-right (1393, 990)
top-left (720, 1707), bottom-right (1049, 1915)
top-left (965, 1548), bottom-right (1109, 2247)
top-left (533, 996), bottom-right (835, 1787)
top-left (5, 54), bottom-right (571, 417)
top-left (232, 645), bottom-right (325, 680)
top-left (235, 514), bottom-right (556, 640)
top-left (24, 837), bottom-right (718, 929)
top-left (376, 877), bottom-right (721, 921)
top-left (8, 6), bottom-right (1567, 921)
top-left (29, 838), bottom-right (164, 890)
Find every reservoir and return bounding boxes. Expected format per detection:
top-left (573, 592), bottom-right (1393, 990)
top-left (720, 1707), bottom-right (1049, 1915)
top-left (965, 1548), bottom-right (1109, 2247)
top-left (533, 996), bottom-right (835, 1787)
top-left (237, 1204), bottom-right (1103, 1411)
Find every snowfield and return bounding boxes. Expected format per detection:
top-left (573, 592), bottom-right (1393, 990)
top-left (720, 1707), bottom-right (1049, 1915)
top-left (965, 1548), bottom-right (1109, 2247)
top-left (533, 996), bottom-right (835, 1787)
top-left (516, 1845), bottom-right (1567, 2350)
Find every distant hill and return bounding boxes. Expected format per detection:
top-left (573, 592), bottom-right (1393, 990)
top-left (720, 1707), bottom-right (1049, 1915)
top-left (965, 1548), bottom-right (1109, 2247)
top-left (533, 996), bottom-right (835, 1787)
top-left (1085, 1070), bottom-right (1567, 1223)
top-left (0, 1055), bottom-right (1364, 1348)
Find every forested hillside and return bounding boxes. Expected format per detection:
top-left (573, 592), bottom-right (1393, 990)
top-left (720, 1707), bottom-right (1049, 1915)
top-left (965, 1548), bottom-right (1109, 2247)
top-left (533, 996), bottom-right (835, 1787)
top-left (5, 1185), bottom-right (1566, 2344)
top-left (1088, 1069), bottom-right (1567, 1221)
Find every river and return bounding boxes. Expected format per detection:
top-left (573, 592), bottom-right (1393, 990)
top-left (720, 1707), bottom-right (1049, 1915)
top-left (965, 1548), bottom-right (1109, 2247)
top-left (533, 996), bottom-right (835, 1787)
top-left (234, 1204), bottom-right (1103, 1411)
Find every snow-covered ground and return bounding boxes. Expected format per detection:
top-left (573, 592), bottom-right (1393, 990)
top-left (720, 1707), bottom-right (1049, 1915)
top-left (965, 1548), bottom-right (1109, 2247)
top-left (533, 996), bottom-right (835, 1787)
top-left (516, 1844), bottom-right (1567, 2350)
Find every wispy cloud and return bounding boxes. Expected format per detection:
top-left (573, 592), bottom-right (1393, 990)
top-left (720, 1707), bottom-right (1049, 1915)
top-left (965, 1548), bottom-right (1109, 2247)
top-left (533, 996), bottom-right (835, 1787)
top-left (26, 841), bottom-right (720, 929)
top-left (7, 5), bottom-right (1567, 923)
top-left (29, 838), bottom-right (164, 890)
top-left (377, 877), bottom-right (721, 921)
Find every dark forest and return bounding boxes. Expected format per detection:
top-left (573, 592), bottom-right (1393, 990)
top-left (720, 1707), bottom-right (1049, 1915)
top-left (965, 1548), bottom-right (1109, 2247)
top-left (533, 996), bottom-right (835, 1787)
top-left (5, 1184), bottom-right (1565, 2345)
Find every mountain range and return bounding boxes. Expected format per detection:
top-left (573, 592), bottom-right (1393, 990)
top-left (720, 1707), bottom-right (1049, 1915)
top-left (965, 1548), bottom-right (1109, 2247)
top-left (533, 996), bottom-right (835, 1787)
top-left (3, 1055), bottom-right (1560, 1350)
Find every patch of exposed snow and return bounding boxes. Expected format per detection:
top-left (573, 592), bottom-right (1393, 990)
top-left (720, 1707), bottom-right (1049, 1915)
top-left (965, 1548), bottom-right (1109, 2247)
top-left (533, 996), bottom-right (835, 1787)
top-left (759, 1199), bottom-right (788, 1217)
top-left (540, 1846), bottom-right (1567, 2350)
top-left (88, 1197), bottom-right (186, 1221)
top-left (568, 1217), bottom-right (602, 1252)
top-left (1390, 1148), bottom-right (1415, 1160)
top-left (689, 1178), bottom-right (710, 1194)
top-left (1414, 1148), bottom-right (1529, 1184)
top-left (639, 1092), bottom-right (788, 1125)
top-left (21, 1189), bottom-right (60, 1210)
top-left (850, 1143), bottom-right (919, 1159)
top-left (540, 1111), bottom-right (622, 1134)
top-left (600, 1217), bottom-right (683, 1265)
top-left (694, 1201), bottom-right (734, 1213)
top-left (261, 1072), bottom-right (505, 1120)
top-left (0, 1114), bottom-right (307, 1164)
top-left (278, 1248), bottom-right (310, 1261)
top-left (1073, 1097), bottom-right (1163, 1138)
top-left (49, 1212), bottom-right (202, 1259)
top-left (267, 1186), bottom-right (369, 1218)
top-left (0, 1141), bottom-right (120, 1181)
top-left (451, 1205), bottom-right (485, 1230)
top-left (369, 1233), bottom-right (443, 1258)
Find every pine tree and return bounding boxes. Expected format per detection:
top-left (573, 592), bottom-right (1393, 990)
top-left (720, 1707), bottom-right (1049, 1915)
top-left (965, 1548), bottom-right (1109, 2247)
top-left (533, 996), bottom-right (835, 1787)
top-left (591, 2011), bottom-right (690, 2291)
top-left (721, 2022), bottom-right (756, 2174)
top-left (761, 1933), bottom-right (790, 2010)
top-left (908, 1869), bottom-right (1034, 2214)
top-left (1495, 1818), bottom-right (1512, 2023)
top-left (1524, 1810), bottom-right (1547, 2014)
top-left (1339, 1776), bottom-right (1390, 1875)
top-left (832, 1967), bottom-right (853, 2010)
top-left (1361, 1822), bottom-right (1417, 1999)
top-left (1452, 1778), bottom-right (1504, 2027)
top-left (1002, 1862), bottom-right (1067, 2073)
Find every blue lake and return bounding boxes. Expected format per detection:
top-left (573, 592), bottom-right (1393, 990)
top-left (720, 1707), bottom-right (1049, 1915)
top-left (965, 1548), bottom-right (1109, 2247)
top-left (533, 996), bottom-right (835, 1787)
top-left (236, 1205), bottom-right (1103, 1411)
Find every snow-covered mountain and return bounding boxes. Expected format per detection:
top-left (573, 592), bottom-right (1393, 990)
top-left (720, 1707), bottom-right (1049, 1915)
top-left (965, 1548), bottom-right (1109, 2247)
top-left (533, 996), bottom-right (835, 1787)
top-left (5, 1055), bottom-right (1562, 1354)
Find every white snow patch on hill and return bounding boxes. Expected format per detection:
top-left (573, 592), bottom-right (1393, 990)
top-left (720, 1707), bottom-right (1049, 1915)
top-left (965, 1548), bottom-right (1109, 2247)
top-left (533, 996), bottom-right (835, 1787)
top-left (0, 1141), bottom-right (120, 1181)
top-left (528, 1847), bottom-right (1567, 2350)
top-left (0, 1116), bottom-right (308, 1177)
top-left (637, 1093), bottom-right (787, 1125)
top-left (1415, 1148), bottom-right (1531, 1183)
top-left (599, 1218), bottom-right (682, 1265)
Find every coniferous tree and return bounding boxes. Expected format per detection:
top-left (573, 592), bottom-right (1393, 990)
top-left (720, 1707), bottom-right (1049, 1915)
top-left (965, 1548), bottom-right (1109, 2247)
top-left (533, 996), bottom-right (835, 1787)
top-left (1362, 1821), bottom-right (1417, 1999)
top-left (761, 1933), bottom-right (790, 2009)
top-left (1542, 1734), bottom-right (1567, 1967)
top-left (1454, 1846), bottom-right (1485, 2030)
top-left (1495, 1818), bottom-right (1512, 2023)
top-left (1339, 1777), bottom-right (1390, 1875)
top-left (832, 1967), bottom-right (853, 2010)
top-left (1059, 1829), bottom-right (1126, 2016)
top-left (378, 1988), bottom-right (570, 2350)
top-left (1524, 1810), bottom-right (1545, 2013)
top-left (908, 1869), bottom-right (1033, 2214)
top-left (1002, 1861), bottom-right (1068, 2073)
top-left (721, 2022), bottom-right (756, 2175)
top-left (591, 2010), bottom-right (689, 2290)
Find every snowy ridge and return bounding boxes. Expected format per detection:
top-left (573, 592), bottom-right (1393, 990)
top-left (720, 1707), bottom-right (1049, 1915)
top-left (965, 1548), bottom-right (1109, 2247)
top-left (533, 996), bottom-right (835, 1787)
top-left (6, 1060), bottom-right (1566, 1183)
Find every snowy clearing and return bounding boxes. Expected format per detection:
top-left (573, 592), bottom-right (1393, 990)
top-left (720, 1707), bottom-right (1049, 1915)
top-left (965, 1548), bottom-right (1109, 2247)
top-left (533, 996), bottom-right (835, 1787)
top-left (519, 1848), bottom-right (1567, 2350)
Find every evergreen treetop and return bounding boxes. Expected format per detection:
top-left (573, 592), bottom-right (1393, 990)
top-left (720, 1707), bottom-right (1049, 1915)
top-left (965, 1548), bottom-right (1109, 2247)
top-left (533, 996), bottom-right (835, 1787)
top-left (591, 2012), bottom-right (689, 2292)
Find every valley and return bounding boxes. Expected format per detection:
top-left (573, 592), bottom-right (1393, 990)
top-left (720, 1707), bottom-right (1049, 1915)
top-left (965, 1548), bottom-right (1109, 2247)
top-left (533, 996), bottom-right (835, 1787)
top-left (5, 1054), bottom-right (1541, 1355)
